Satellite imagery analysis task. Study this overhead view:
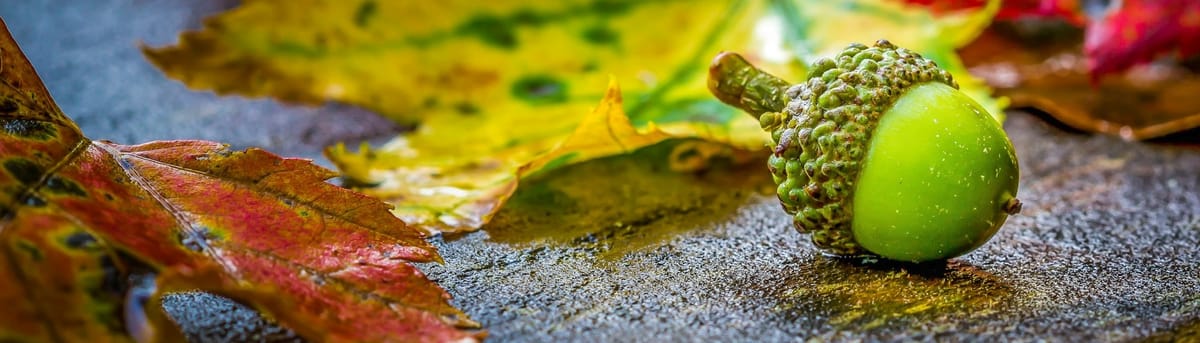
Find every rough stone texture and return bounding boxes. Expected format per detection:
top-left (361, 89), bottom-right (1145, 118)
top-left (424, 112), bottom-right (1200, 342)
top-left (3, 1), bottom-right (1199, 342)
top-left (161, 292), bottom-right (301, 343)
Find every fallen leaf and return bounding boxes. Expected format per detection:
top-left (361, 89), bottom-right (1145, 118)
top-left (325, 79), bottom-right (694, 233)
top-left (1084, 0), bottom-right (1200, 79)
top-left (961, 25), bottom-right (1200, 140)
top-left (146, 0), bottom-right (1006, 234)
top-left (907, 0), bottom-right (1200, 79)
top-left (142, 0), bottom-right (790, 127)
top-left (0, 20), bottom-right (480, 342)
top-left (152, 0), bottom-right (786, 233)
top-left (902, 0), bottom-right (1086, 24)
top-left (770, 0), bottom-right (1007, 123)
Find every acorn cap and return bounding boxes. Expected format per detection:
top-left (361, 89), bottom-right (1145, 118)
top-left (708, 40), bottom-right (957, 256)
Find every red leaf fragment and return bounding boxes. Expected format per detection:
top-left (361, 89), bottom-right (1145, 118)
top-left (900, 0), bottom-right (1086, 23)
top-left (1084, 0), bottom-right (1200, 79)
top-left (906, 0), bottom-right (1200, 79)
top-left (961, 27), bottom-right (1200, 140)
top-left (0, 19), bottom-right (480, 342)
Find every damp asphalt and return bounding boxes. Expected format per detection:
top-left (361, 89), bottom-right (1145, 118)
top-left (3, 1), bottom-right (1198, 342)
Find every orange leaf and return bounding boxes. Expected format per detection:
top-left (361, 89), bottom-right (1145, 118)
top-left (0, 19), bottom-right (480, 342)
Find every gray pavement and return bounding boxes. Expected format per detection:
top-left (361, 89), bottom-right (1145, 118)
top-left (3, 1), bottom-right (1198, 342)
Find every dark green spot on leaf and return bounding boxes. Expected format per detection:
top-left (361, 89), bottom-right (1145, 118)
top-left (511, 9), bottom-right (546, 25)
top-left (454, 102), bottom-right (480, 115)
top-left (582, 25), bottom-right (619, 45)
top-left (422, 97), bottom-right (439, 108)
top-left (354, 0), bottom-right (377, 27)
top-left (4, 158), bottom-right (45, 185)
top-left (16, 240), bottom-right (43, 261)
top-left (582, 61), bottom-right (599, 72)
top-left (45, 175), bottom-right (87, 197)
top-left (459, 14), bottom-right (518, 49)
top-left (65, 231), bottom-right (99, 250)
top-left (511, 75), bottom-right (568, 105)
top-left (0, 98), bottom-right (17, 113)
top-left (591, 0), bottom-right (634, 15)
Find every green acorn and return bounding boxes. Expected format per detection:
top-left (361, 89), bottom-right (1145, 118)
top-left (708, 40), bottom-right (1020, 263)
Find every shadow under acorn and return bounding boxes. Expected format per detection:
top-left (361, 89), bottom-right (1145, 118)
top-left (743, 256), bottom-right (1015, 333)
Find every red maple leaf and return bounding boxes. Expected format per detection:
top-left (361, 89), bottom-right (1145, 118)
top-left (0, 19), bottom-right (481, 342)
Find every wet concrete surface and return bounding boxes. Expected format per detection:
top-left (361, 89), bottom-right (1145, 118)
top-left (417, 112), bottom-right (1200, 342)
top-left (3, 1), bottom-right (1199, 342)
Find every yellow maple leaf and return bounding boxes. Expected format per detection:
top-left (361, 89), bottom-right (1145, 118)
top-left (144, 0), bottom-right (1003, 233)
top-left (327, 79), bottom-right (706, 232)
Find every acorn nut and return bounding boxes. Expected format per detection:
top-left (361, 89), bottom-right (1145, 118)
top-left (708, 40), bottom-right (1020, 263)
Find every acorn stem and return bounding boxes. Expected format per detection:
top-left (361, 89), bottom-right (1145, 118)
top-left (707, 52), bottom-right (791, 117)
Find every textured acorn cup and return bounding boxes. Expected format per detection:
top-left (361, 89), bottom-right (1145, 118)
top-left (708, 40), bottom-right (1021, 263)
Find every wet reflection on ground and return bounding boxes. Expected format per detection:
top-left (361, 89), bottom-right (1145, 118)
top-left (757, 257), bottom-right (1014, 331)
top-left (482, 139), bottom-right (773, 260)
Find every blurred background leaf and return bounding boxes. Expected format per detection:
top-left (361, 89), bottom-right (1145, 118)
top-left (144, 0), bottom-right (1002, 233)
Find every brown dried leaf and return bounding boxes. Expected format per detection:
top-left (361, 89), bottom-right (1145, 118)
top-left (960, 27), bottom-right (1200, 140)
